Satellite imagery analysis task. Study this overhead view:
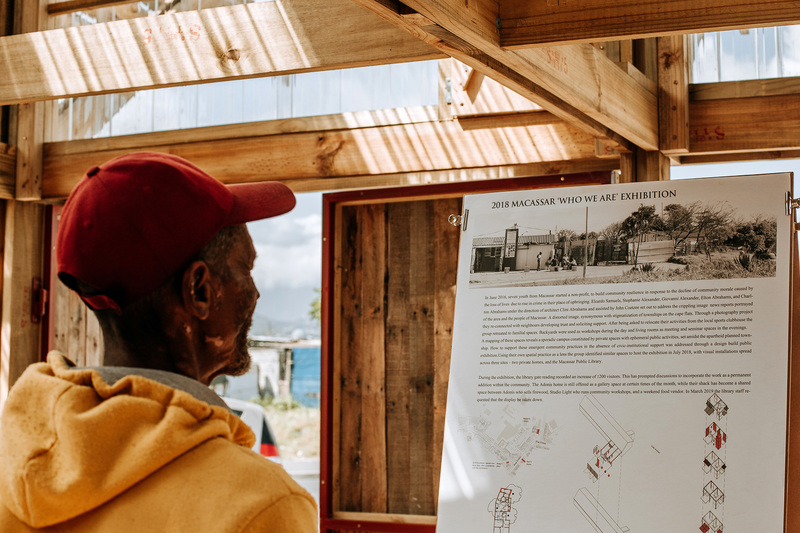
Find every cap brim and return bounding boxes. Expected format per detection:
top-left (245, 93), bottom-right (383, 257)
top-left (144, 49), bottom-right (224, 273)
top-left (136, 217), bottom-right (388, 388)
top-left (226, 182), bottom-right (296, 225)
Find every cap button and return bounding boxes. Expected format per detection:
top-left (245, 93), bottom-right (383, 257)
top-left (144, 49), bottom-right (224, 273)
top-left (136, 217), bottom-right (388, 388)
top-left (87, 166), bottom-right (101, 177)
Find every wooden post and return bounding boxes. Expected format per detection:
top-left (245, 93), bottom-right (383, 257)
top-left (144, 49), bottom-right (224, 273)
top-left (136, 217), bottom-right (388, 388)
top-left (633, 38), bottom-right (658, 83)
top-left (619, 149), bottom-right (670, 182)
top-left (658, 35), bottom-right (690, 154)
top-left (0, 0), bottom-right (48, 406)
top-left (1, 2), bottom-right (12, 145)
top-left (13, 0), bottom-right (47, 200)
top-left (0, 200), bottom-right (43, 404)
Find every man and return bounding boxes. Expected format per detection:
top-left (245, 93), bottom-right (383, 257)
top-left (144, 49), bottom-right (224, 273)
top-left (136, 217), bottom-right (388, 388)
top-left (0, 152), bottom-right (318, 532)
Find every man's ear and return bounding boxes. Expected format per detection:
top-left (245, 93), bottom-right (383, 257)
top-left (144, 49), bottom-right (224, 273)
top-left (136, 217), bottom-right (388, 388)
top-left (182, 260), bottom-right (214, 320)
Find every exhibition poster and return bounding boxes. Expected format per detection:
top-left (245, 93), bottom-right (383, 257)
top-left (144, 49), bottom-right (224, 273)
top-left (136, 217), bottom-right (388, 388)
top-left (436, 174), bottom-right (793, 533)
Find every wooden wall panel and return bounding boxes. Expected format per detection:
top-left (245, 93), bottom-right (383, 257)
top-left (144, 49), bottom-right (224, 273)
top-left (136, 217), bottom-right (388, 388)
top-left (404, 200), bottom-right (435, 516)
top-left (386, 202), bottom-right (412, 514)
top-left (359, 204), bottom-right (388, 512)
top-left (323, 173), bottom-right (612, 532)
top-left (335, 197), bottom-right (460, 520)
top-left (431, 197), bottom-right (458, 506)
top-left (338, 204), bottom-right (367, 512)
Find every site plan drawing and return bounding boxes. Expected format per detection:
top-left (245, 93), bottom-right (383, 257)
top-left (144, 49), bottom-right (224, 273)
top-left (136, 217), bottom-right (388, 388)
top-left (436, 174), bottom-right (793, 532)
top-left (458, 402), bottom-right (558, 475)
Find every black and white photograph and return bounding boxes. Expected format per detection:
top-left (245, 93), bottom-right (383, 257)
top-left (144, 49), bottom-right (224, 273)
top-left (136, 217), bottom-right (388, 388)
top-left (467, 175), bottom-right (782, 289)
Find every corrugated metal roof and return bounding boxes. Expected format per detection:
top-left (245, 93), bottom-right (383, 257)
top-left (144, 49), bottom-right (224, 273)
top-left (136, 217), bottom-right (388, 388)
top-left (472, 234), bottom-right (555, 247)
top-left (472, 237), bottom-right (502, 247)
top-left (519, 234), bottom-right (556, 244)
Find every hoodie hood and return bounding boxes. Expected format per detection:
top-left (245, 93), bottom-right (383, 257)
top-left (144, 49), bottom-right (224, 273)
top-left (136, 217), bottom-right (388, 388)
top-left (0, 352), bottom-right (255, 528)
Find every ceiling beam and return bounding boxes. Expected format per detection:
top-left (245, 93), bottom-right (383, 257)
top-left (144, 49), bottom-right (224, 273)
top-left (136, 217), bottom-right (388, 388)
top-left (690, 77), bottom-right (800, 100)
top-left (499, 0), bottom-right (800, 48)
top-left (350, 0), bottom-right (659, 151)
top-left (41, 108), bottom-right (605, 199)
top-left (0, 145), bottom-right (15, 199)
top-left (48, 0), bottom-right (137, 16)
top-left (688, 90), bottom-right (800, 155)
top-left (0, 0), bottom-right (442, 106)
top-left (657, 35), bottom-right (690, 154)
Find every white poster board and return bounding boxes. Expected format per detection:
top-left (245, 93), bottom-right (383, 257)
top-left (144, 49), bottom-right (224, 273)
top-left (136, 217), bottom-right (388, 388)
top-left (437, 174), bottom-right (793, 533)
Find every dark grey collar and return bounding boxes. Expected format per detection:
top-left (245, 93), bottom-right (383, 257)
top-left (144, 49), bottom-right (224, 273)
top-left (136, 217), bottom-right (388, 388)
top-left (83, 365), bottom-right (229, 409)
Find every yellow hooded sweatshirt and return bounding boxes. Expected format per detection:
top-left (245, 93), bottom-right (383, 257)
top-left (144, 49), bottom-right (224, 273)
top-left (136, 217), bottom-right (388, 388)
top-left (0, 352), bottom-right (318, 532)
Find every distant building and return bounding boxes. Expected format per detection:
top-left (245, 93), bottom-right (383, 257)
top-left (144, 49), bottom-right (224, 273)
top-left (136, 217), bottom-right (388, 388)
top-left (211, 338), bottom-right (321, 407)
top-left (471, 233), bottom-right (557, 273)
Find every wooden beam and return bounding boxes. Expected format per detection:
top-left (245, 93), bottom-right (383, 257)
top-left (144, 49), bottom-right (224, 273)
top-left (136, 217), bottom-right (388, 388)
top-left (689, 93), bottom-right (800, 154)
top-left (690, 77), bottom-right (800, 100)
top-left (351, 0), bottom-right (658, 151)
top-left (12, 0), bottom-right (47, 200)
top-left (499, 0), bottom-right (800, 48)
top-left (15, 101), bottom-right (44, 199)
top-left (42, 111), bottom-right (608, 198)
top-left (678, 149), bottom-right (800, 166)
top-left (0, 0), bottom-right (442, 106)
top-left (444, 58), bottom-right (542, 117)
top-left (285, 159), bottom-right (620, 193)
top-left (618, 148), bottom-right (670, 182)
top-left (657, 35), bottom-right (689, 154)
top-left (0, 201), bottom-right (43, 404)
top-left (48, 0), bottom-right (136, 16)
top-left (0, 145), bottom-right (15, 199)
top-left (47, 106), bottom-right (440, 156)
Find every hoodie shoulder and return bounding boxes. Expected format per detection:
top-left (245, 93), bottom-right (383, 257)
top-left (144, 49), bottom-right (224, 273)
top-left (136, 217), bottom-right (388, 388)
top-left (0, 352), bottom-right (255, 529)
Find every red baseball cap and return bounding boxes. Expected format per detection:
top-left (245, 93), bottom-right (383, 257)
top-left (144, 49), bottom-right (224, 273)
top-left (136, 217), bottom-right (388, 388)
top-left (56, 152), bottom-right (296, 313)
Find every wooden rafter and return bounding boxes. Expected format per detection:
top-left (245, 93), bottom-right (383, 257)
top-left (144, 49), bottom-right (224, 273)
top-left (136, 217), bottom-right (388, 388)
top-left (349, 0), bottom-right (659, 151)
top-left (0, 0), bottom-right (442, 106)
top-left (48, 0), bottom-right (138, 16)
top-left (657, 35), bottom-right (690, 154)
top-left (689, 92), bottom-right (800, 155)
top-left (499, 0), bottom-right (800, 48)
top-left (41, 107), bottom-right (611, 199)
top-left (35, 75), bottom-right (800, 199)
top-left (0, 145), bottom-right (14, 199)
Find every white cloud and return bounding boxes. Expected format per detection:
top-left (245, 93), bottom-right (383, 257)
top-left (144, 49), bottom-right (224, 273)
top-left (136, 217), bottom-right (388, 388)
top-left (250, 213), bottom-right (322, 290)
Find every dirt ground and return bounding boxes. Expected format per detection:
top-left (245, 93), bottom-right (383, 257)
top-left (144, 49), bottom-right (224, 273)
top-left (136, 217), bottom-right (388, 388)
top-left (263, 404), bottom-right (320, 459)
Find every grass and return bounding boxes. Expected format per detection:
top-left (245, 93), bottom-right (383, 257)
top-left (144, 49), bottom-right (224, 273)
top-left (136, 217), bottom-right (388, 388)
top-left (559, 249), bottom-right (776, 285)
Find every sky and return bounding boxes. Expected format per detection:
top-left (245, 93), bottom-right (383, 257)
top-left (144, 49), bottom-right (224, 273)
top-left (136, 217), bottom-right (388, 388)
top-left (246, 191), bottom-right (324, 338)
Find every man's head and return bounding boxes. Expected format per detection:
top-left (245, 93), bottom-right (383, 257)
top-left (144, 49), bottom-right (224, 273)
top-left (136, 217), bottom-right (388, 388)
top-left (56, 152), bottom-right (295, 383)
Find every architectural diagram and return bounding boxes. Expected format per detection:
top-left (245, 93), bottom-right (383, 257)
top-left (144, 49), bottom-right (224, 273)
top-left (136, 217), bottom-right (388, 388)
top-left (702, 481), bottom-right (725, 509)
top-left (574, 395), bottom-right (634, 532)
top-left (459, 403), bottom-right (557, 475)
top-left (579, 395), bottom-right (635, 482)
top-left (573, 488), bottom-right (630, 533)
top-left (704, 422), bottom-right (727, 451)
top-left (700, 394), bottom-right (728, 532)
top-left (487, 484), bottom-right (522, 533)
top-left (700, 511), bottom-right (723, 533)
top-left (703, 451), bottom-right (726, 479)
top-left (705, 394), bottom-right (729, 420)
